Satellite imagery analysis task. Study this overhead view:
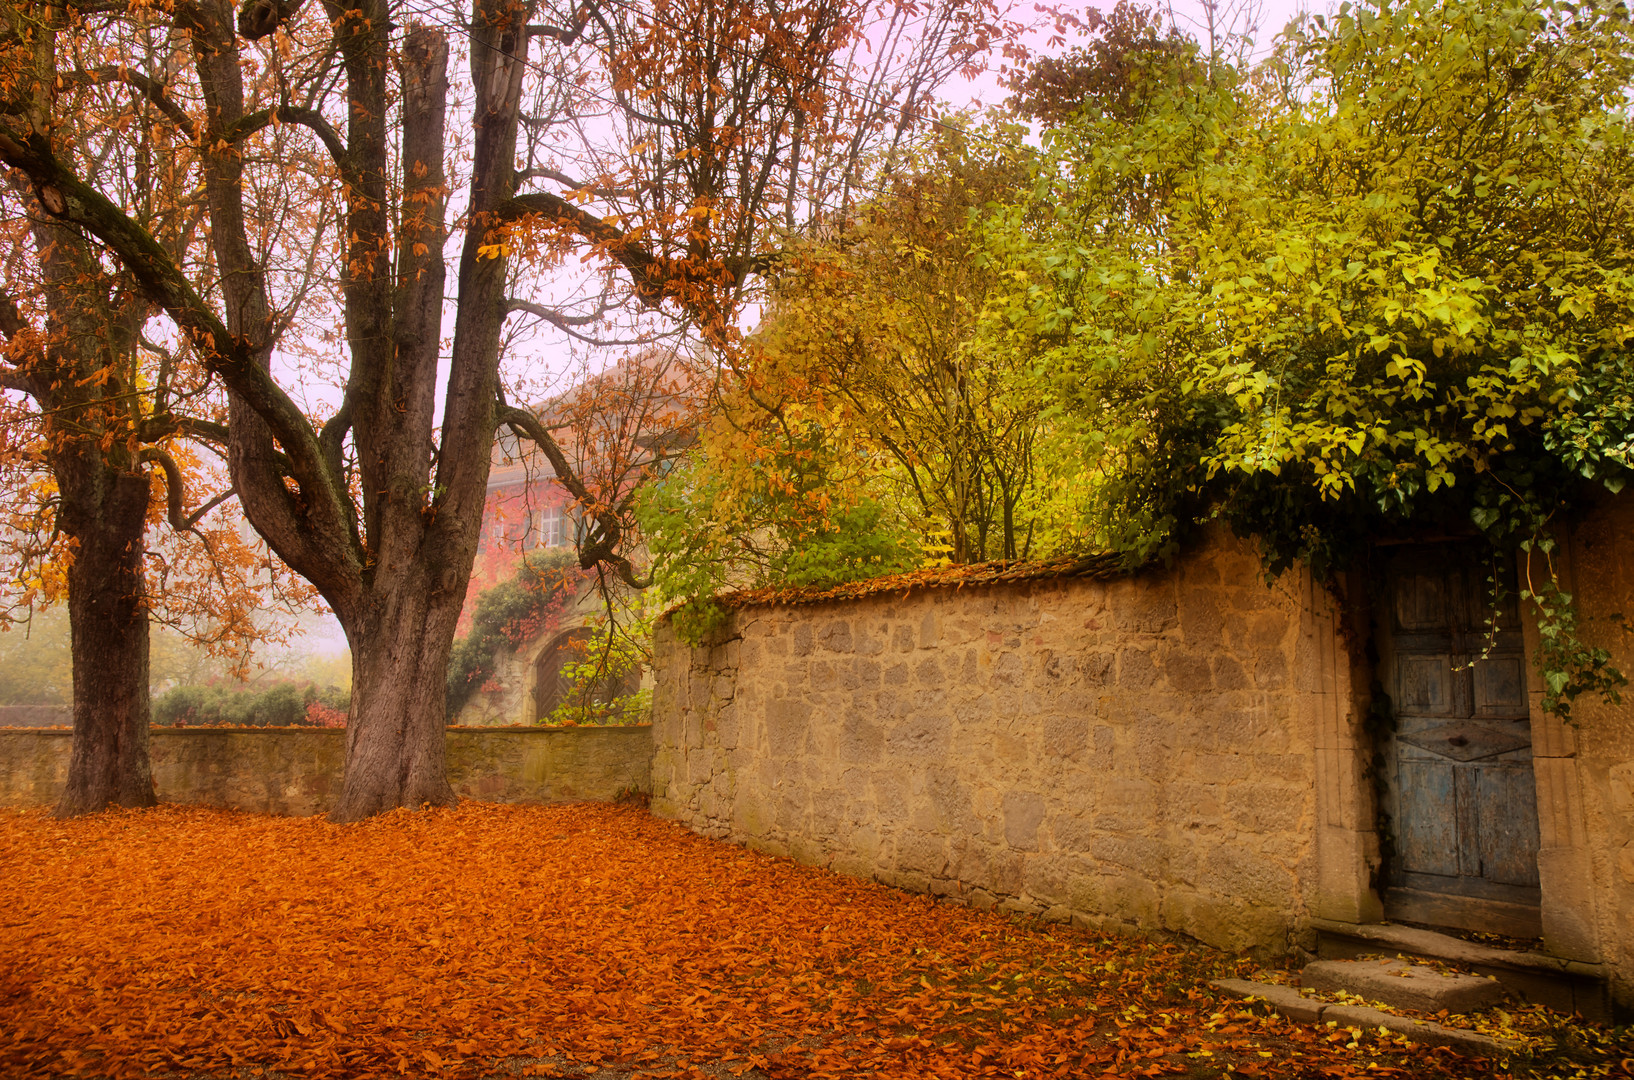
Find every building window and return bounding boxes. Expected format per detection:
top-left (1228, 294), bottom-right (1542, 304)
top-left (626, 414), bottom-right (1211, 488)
top-left (538, 503), bottom-right (582, 548)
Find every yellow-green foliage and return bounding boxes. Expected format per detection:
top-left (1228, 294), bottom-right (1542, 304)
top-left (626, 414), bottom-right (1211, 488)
top-left (991, 0), bottom-right (1633, 714)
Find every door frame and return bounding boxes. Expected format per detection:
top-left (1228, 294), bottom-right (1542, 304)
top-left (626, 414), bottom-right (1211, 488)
top-left (1306, 540), bottom-right (1602, 962)
top-left (1371, 541), bottom-right (1542, 938)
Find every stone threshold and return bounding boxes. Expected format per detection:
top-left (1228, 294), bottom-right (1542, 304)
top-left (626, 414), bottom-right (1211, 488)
top-left (1310, 918), bottom-right (1614, 1022)
top-left (1311, 919), bottom-right (1605, 979)
top-left (1210, 978), bottom-right (1522, 1058)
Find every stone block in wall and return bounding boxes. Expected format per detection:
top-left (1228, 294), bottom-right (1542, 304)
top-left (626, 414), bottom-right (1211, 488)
top-left (1158, 641), bottom-right (1216, 693)
top-left (732, 793), bottom-right (774, 838)
top-left (1041, 712), bottom-right (1090, 762)
top-left (1106, 771), bottom-right (1166, 826)
top-left (1002, 790), bottom-right (1046, 851)
top-left (1080, 652), bottom-right (1115, 687)
top-left (1090, 833), bottom-right (1166, 876)
top-left (1225, 781), bottom-right (1307, 833)
top-left (1199, 845), bottom-right (1297, 910)
top-left (1313, 823), bottom-right (1385, 925)
top-left (0, 731), bottom-right (70, 807)
top-left (1212, 655), bottom-right (1251, 691)
top-left (1107, 580), bottom-right (1178, 634)
top-left (815, 619), bottom-right (852, 654)
top-left (1164, 889), bottom-right (1292, 955)
top-left (839, 711), bottom-right (883, 764)
top-left (765, 698), bottom-right (812, 756)
top-left (1179, 588), bottom-right (1228, 650)
top-left (883, 711), bottom-right (950, 763)
top-left (1102, 874), bottom-right (1162, 926)
top-left (1115, 646), bottom-right (1161, 691)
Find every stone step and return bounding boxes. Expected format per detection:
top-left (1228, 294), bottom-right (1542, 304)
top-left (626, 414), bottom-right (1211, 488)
top-left (1301, 957), bottom-right (1505, 1014)
top-left (1310, 918), bottom-right (1617, 1022)
top-left (1211, 979), bottom-right (1523, 1058)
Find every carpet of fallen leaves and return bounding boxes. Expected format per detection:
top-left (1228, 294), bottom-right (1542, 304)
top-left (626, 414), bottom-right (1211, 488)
top-left (1, 802), bottom-right (1627, 1080)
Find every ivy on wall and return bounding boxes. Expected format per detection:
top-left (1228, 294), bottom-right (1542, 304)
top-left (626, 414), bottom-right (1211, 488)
top-left (445, 550), bottom-right (582, 719)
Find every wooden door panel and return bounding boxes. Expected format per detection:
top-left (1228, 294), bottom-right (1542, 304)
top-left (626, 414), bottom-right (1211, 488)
top-left (1396, 759), bottom-right (1460, 877)
top-left (1398, 720), bottom-right (1531, 761)
top-left (1398, 655), bottom-right (1454, 714)
top-left (1378, 543), bottom-right (1542, 935)
top-left (1474, 656), bottom-right (1527, 715)
top-left (1395, 573), bottom-right (1449, 630)
top-left (1473, 765), bottom-right (1543, 888)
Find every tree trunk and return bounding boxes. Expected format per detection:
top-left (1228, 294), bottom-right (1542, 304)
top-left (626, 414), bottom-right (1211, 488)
top-left (54, 463), bottom-right (156, 818)
top-left (330, 562), bottom-right (463, 822)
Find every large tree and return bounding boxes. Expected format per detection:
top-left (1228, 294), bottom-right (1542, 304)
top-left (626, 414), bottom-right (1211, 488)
top-left (0, 16), bottom-right (309, 815)
top-left (0, 0), bottom-right (1003, 819)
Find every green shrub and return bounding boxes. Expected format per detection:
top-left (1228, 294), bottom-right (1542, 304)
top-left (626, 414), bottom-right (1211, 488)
top-left (152, 682), bottom-right (351, 727)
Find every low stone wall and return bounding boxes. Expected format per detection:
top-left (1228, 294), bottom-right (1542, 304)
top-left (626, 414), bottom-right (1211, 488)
top-left (0, 726), bottom-right (652, 815)
top-left (651, 527), bottom-right (1356, 955)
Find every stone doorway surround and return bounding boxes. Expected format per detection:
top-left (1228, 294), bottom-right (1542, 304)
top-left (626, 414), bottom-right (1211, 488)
top-left (1312, 504), bottom-right (1629, 1006)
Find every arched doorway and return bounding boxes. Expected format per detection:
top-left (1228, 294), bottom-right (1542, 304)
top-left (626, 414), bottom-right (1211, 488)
top-left (533, 627), bottom-right (642, 722)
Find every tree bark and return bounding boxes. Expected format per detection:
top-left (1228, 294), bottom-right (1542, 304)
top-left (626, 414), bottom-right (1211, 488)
top-left (332, 563), bottom-right (461, 820)
top-left (53, 458), bottom-right (156, 817)
top-left (1, 0), bottom-right (926, 822)
top-left (322, 21), bottom-right (467, 822)
top-left (13, 191), bottom-right (161, 818)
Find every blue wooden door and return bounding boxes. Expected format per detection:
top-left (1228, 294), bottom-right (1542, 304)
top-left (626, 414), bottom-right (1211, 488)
top-left (1378, 544), bottom-right (1542, 938)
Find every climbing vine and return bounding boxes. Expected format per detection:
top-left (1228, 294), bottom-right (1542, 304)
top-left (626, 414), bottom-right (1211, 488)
top-left (446, 550), bottom-right (583, 720)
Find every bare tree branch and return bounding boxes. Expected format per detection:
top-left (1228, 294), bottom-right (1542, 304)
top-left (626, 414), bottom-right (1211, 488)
top-left (527, 3), bottom-right (591, 44)
top-left (221, 106), bottom-right (351, 179)
top-left (0, 287), bottom-right (27, 338)
top-left (504, 297), bottom-right (609, 327)
top-left (498, 399), bottom-right (651, 589)
top-left (0, 131), bottom-right (335, 499)
top-left (64, 67), bottom-right (197, 139)
top-left (498, 191), bottom-right (775, 311)
top-left (236, 0), bottom-right (304, 41)
top-left (0, 365), bottom-right (33, 394)
top-left (137, 446), bottom-right (235, 532)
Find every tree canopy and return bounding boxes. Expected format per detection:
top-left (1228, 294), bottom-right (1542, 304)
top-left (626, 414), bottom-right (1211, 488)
top-left (0, 0), bottom-right (1012, 816)
top-left (644, 0), bottom-right (1632, 712)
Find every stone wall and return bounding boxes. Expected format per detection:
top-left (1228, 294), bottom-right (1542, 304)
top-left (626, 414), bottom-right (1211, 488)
top-left (0, 726), bottom-right (652, 815)
top-left (1556, 493), bottom-right (1634, 1000)
top-left (651, 527), bottom-right (1358, 954)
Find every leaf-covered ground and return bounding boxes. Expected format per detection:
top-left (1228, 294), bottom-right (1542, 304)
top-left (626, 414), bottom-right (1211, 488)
top-left (0, 803), bottom-right (1626, 1079)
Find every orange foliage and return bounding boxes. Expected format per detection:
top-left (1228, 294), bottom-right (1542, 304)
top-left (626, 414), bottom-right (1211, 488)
top-left (303, 701), bottom-right (348, 728)
top-left (0, 803), bottom-right (1523, 1080)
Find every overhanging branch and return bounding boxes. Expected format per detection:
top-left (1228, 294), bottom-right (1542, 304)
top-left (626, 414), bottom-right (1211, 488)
top-left (496, 192), bottom-right (776, 313)
top-left (221, 105), bottom-right (351, 178)
top-left (0, 365), bottom-right (33, 395)
top-left (498, 400), bottom-right (650, 589)
top-left (65, 67), bottom-right (197, 139)
top-left (527, 3), bottom-right (591, 43)
top-left (138, 446), bottom-right (236, 532)
top-left (0, 128), bottom-right (333, 495)
top-left (236, 0), bottom-right (305, 41)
